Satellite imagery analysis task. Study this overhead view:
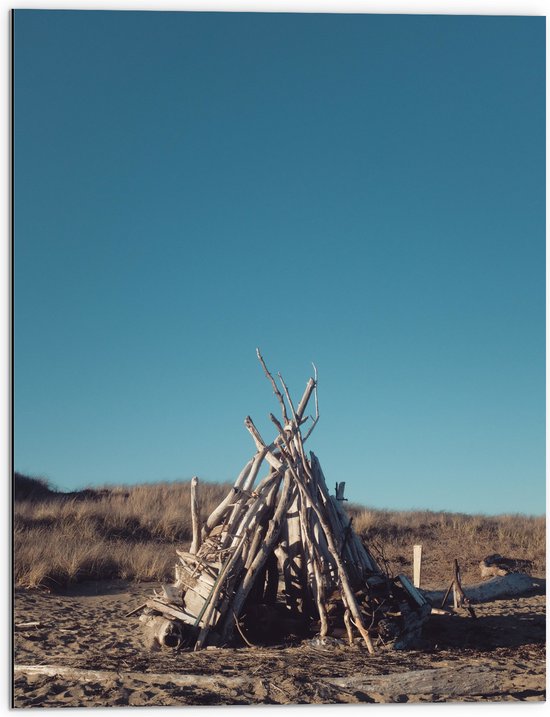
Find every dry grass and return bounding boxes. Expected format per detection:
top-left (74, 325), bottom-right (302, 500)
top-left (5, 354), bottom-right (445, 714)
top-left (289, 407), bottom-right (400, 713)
top-left (14, 474), bottom-right (230, 589)
top-left (14, 473), bottom-right (545, 590)
top-left (349, 505), bottom-right (545, 589)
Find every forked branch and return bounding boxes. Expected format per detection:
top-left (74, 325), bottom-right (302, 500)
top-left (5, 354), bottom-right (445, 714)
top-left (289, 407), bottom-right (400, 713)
top-left (256, 348), bottom-right (289, 423)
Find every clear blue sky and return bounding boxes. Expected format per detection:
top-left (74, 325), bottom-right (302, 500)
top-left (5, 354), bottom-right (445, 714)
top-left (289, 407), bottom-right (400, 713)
top-left (14, 10), bottom-right (545, 515)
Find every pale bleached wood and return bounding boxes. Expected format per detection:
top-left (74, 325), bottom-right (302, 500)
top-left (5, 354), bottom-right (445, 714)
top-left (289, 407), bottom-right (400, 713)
top-left (413, 545), bottom-right (423, 588)
top-left (145, 599), bottom-right (197, 626)
top-left (243, 481), bottom-right (280, 569)
top-left (312, 556), bottom-right (329, 637)
top-left (295, 376), bottom-right (316, 421)
top-left (218, 471), bottom-right (293, 642)
top-left (424, 573), bottom-right (544, 605)
top-left (213, 480), bottom-right (281, 634)
top-left (139, 614), bottom-right (186, 648)
top-left (15, 622), bottom-right (41, 629)
top-left (281, 457), bottom-right (375, 654)
top-left (14, 664), bottom-right (247, 690)
top-left (277, 372), bottom-right (298, 427)
top-left (175, 566), bottom-right (216, 589)
top-left (329, 494), bottom-right (363, 579)
top-left (203, 458), bottom-right (254, 537)
top-left (254, 420), bottom-right (375, 651)
top-left (284, 486), bottom-right (304, 608)
top-left (193, 476), bottom-right (283, 649)
top-left (343, 608), bottom-right (354, 645)
top-left (295, 479), bottom-right (332, 626)
top-left (295, 486), bottom-right (317, 615)
top-left (256, 347), bottom-right (289, 423)
top-left (312, 452), bottom-right (378, 574)
top-left (229, 473), bottom-right (280, 549)
top-left (219, 468), bottom-right (276, 550)
top-left (184, 588), bottom-right (220, 625)
top-left (177, 575), bottom-right (216, 602)
top-left (430, 606), bottom-right (453, 615)
top-left (190, 476), bottom-right (201, 555)
top-left (155, 584), bottom-right (182, 603)
top-left (139, 360), bottom-right (397, 653)
top-left (310, 504), bottom-right (335, 580)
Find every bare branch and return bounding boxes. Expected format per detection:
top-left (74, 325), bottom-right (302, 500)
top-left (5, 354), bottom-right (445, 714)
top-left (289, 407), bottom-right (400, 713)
top-left (244, 415), bottom-right (266, 451)
top-left (277, 372), bottom-right (297, 425)
top-left (256, 348), bottom-right (289, 423)
top-left (232, 612), bottom-right (256, 648)
top-left (296, 377), bottom-right (316, 421)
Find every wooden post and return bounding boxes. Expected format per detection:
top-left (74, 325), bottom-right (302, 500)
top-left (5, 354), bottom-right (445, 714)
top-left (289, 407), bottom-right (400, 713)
top-left (190, 476), bottom-right (201, 555)
top-left (413, 544), bottom-right (422, 588)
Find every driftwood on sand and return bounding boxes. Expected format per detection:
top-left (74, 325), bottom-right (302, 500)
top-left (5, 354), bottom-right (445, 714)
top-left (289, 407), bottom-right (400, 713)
top-left (424, 573), bottom-right (545, 606)
top-left (133, 352), bottom-right (432, 653)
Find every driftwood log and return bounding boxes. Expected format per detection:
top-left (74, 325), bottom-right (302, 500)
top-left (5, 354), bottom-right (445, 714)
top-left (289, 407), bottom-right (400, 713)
top-left (424, 573), bottom-right (545, 606)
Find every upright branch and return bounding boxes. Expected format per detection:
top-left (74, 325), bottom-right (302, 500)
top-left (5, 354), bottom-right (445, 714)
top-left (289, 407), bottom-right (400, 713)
top-left (256, 348), bottom-right (289, 423)
top-left (277, 372), bottom-right (297, 425)
top-left (189, 476), bottom-right (201, 555)
top-left (302, 363), bottom-right (319, 442)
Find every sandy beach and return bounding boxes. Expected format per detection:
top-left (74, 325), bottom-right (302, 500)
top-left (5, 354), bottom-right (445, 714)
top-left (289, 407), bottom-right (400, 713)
top-left (13, 579), bottom-right (545, 707)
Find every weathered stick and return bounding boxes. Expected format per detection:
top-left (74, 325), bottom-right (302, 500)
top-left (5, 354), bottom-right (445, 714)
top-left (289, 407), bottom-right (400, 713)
top-left (343, 609), bottom-right (354, 645)
top-left (15, 621), bottom-right (41, 629)
top-left (281, 455), bottom-right (376, 654)
top-left (296, 374), bottom-right (316, 421)
top-left (277, 372), bottom-right (298, 425)
top-left (227, 473), bottom-right (280, 552)
top-left (312, 557), bottom-right (329, 637)
top-left (295, 488), bottom-right (318, 615)
top-left (242, 446), bottom-right (269, 492)
top-left (256, 348), bottom-right (289, 423)
top-left (311, 453), bottom-right (378, 574)
top-left (193, 475), bottom-right (282, 648)
top-left (220, 457), bottom-right (273, 549)
top-left (283, 487), bottom-right (305, 609)
top-left (215, 479), bottom-right (282, 633)
top-left (242, 480), bottom-right (281, 568)
top-left (204, 458), bottom-right (254, 536)
top-left (219, 471), bottom-right (293, 642)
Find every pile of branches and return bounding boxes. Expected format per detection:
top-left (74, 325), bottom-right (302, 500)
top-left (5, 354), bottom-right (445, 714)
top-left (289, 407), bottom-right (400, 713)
top-left (135, 352), bottom-right (431, 652)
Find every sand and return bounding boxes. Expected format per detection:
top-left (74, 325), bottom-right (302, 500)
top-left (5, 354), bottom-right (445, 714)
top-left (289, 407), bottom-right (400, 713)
top-left (13, 579), bottom-right (545, 707)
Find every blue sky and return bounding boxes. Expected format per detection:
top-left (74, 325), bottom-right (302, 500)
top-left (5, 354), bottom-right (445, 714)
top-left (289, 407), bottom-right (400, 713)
top-left (14, 10), bottom-right (545, 515)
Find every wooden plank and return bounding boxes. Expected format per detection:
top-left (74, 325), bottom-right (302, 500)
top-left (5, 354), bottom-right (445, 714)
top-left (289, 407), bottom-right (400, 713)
top-left (397, 574), bottom-right (427, 606)
top-left (145, 600), bottom-right (197, 626)
top-left (413, 544), bottom-right (422, 588)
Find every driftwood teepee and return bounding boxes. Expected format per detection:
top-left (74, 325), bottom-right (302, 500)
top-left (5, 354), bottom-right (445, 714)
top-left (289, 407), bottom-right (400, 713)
top-left (136, 352), bottom-right (430, 652)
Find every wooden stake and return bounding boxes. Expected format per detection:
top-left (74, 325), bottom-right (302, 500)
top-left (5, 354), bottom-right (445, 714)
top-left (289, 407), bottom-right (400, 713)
top-left (413, 545), bottom-right (422, 589)
top-left (190, 476), bottom-right (201, 555)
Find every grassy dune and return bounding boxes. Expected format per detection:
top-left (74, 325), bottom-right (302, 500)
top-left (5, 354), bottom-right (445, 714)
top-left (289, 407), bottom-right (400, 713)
top-left (14, 473), bottom-right (545, 590)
